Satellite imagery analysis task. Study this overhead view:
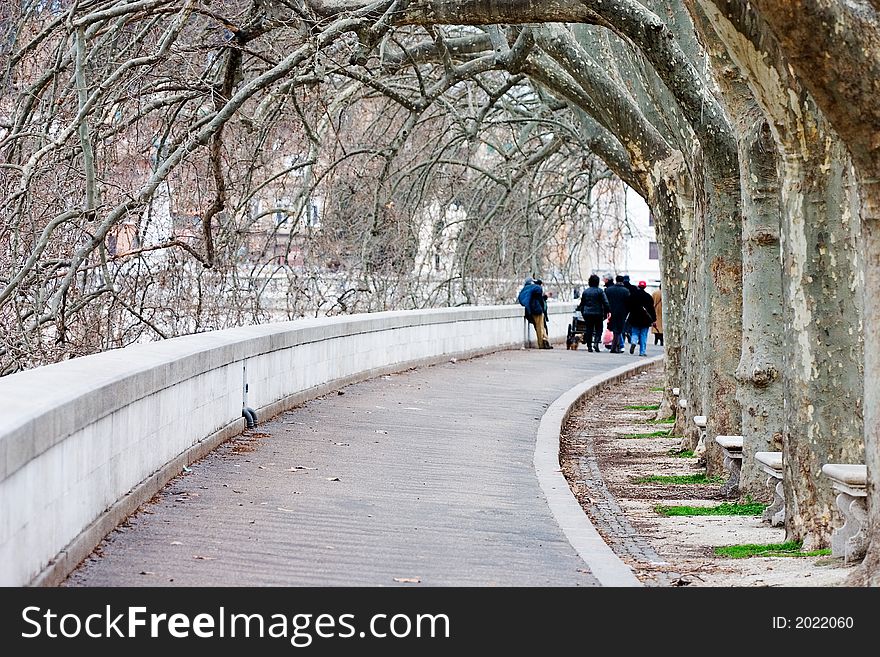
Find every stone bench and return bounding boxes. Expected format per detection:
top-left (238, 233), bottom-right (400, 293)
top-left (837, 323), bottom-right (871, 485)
top-left (715, 435), bottom-right (742, 497)
top-left (821, 463), bottom-right (868, 563)
top-left (755, 451), bottom-right (784, 527)
top-left (692, 415), bottom-right (706, 460)
top-left (672, 387), bottom-right (680, 397)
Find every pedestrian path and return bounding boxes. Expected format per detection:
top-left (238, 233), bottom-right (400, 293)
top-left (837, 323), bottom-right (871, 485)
top-left (66, 347), bottom-right (655, 586)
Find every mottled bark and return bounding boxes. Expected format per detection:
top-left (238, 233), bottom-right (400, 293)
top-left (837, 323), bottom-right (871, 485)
top-left (747, 1), bottom-right (880, 181)
top-left (744, 0), bottom-right (880, 588)
top-left (862, 207), bottom-right (880, 584)
top-left (699, 0), bottom-right (866, 548)
top-left (652, 180), bottom-right (690, 422)
top-left (699, 164), bottom-right (744, 476)
top-left (685, 1), bottom-right (784, 495)
top-left (677, 183), bottom-right (706, 450)
top-left (778, 132), bottom-right (864, 547)
top-left (734, 112), bottom-right (784, 497)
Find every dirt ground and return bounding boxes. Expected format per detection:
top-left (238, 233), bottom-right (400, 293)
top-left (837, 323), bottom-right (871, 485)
top-left (560, 364), bottom-right (855, 587)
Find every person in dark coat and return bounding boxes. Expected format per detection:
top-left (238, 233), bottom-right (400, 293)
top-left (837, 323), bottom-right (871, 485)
top-left (578, 274), bottom-right (610, 352)
top-left (621, 274), bottom-right (635, 348)
top-left (517, 277), bottom-right (552, 349)
top-left (604, 275), bottom-right (630, 353)
top-left (627, 280), bottom-right (658, 356)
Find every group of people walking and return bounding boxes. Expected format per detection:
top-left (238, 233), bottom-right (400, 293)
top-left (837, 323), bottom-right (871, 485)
top-left (580, 274), bottom-right (659, 356)
top-left (518, 274), bottom-right (663, 356)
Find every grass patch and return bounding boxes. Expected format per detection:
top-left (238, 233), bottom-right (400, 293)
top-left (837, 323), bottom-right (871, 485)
top-left (626, 404), bottom-right (660, 411)
top-left (667, 448), bottom-right (695, 458)
top-left (650, 387), bottom-right (665, 392)
top-left (714, 541), bottom-right (832, 559)
top-left (646, 417), bottom-right (676, 425)
top-left (621, 429), bottom-right (671, 439)
top-left (634, 473), bottom-right (724, 485)
top-left (655, 502), bottom-right (767, 517)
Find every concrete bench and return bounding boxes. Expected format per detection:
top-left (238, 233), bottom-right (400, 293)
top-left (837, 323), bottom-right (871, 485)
top-left (715, 435), bottom-right (742, 497)
top-left (672, 387), bottom-right (680, 397)
top-left (755, 451), bottom-right (784, 527)
top-left (821, 463), bottom-right (868, 563)
top-left (692, 415), bottom-right (706, 459)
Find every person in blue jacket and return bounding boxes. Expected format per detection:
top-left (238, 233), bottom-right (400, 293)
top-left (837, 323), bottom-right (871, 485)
top-left (518, 277), bottom-right (552, 349)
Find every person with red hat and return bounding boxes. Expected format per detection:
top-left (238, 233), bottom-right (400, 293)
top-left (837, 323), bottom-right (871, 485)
top-left (627, 280), bottom-right (657, 357)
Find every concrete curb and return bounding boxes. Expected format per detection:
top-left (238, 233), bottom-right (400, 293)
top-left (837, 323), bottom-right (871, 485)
top-left (534, 354), bottom-right (664, 587)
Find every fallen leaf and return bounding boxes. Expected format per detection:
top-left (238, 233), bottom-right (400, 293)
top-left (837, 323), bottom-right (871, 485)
top-left (393, 577), bottom-right (421, 584)
top-left (193, 555), bottom-right (215, 561)
top-left (335, 442), bottom-right (350, 446)
top-left (140, 571), bottom-right (156, 575)
top-left (289, 466), bottom-right (317, 471)
top-left (375, 430), bottom-right (388, 435)
top-left (327, 477), bottom-right (341, 481)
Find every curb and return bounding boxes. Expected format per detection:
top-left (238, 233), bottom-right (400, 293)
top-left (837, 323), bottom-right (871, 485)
top-left (534, 354), bottom-right (664, 587)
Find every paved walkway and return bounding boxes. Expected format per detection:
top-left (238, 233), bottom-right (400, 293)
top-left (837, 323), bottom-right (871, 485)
top-left (66, 347), bottom-right (652, 587)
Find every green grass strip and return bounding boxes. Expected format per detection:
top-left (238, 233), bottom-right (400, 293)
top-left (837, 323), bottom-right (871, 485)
top-left (634, 473), bottom-right (724, 485)
top-left (655, 502), bottom-right (767, 517)
top-left (622, 429), bottom-right (671, 439)
top-left (650, 387), bottom-right (665, 392)
top-left (626, 404), bottom-right (660, 411)
top-left (646, 417), bottom-right (676, 425)
top-left (714, 541), bottom-right (832, 559)
top-left (667, 448), bottom-right (694, 458)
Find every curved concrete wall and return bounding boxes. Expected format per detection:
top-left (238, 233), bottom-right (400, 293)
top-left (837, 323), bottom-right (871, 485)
top-left (0, 303), bottom-right (574, 585)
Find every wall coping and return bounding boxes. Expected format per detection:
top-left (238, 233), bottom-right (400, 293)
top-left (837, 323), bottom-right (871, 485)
top-left (0, 303), bottom-right (573, 483)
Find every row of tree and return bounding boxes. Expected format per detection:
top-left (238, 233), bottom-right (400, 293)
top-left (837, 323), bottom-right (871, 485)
top-left (1, 1), bottom-right (877, 583)
top-left (307, 0), bottom-right (879, 583)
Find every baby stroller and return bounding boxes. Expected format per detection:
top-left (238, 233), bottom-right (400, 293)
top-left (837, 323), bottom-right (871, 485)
top-left (566, 310), bottom-right (589, 350)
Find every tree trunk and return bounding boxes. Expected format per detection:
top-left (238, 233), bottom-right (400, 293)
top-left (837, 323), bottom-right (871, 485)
top-left (677, 182), bottom-right (706, 451)
top-left (778, 129), bottom-right (864, 547)
top-left (700, 163), bottom-right (744, 477)
top-left (648, 178), bottom-right (690, 422)
top-left (734, 113), bottom-right (784, 498)
top-left (859, 193), bottom-right (880, 584)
